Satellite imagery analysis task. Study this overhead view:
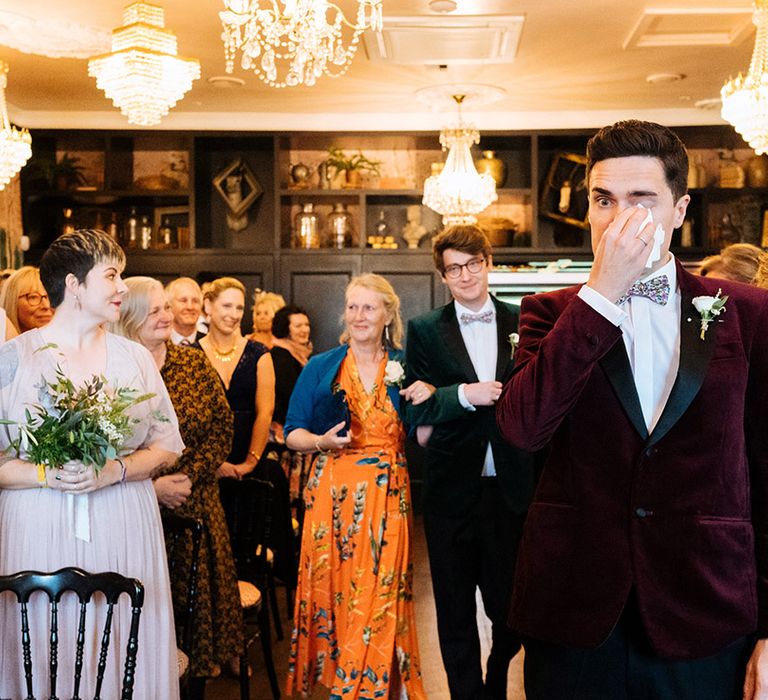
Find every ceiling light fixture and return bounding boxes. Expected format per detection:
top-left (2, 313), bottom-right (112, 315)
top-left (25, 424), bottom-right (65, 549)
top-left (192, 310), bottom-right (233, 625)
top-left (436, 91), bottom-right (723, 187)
top-left (429, 0), bottom-right (458, 12)
top-left (422, 94), bottom-right (497, 226)
top-left (721, 0), bottom-right (768, 153)
top-left (219, 0), bottom-right (383, 88)
top-left (0, 61), bottom-right (31, 191)
top-left (88, 1), bottom-right (201, 126)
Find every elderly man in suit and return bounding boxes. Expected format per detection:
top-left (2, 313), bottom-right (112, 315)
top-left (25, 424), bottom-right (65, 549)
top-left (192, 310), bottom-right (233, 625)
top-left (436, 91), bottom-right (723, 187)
top-left (403, 225), bottom-right (536, 699)
top-left (165, 276), bottom-right (205, 345)
top-left (497, 119), bottom-right (768, 699)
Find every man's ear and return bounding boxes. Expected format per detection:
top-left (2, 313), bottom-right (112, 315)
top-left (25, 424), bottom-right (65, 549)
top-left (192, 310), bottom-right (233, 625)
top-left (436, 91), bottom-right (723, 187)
top-left (672, 194), bottom-right (690, 229)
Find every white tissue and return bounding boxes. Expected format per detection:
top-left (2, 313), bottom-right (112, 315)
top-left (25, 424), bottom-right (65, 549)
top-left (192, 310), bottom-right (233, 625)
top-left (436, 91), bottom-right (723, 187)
top-left (636, 204), bottom-right (665, 269)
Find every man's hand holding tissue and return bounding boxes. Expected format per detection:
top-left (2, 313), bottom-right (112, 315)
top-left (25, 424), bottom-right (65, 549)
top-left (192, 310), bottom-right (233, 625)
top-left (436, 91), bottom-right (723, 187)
top-left (586, 204), bottom-right (662, 304)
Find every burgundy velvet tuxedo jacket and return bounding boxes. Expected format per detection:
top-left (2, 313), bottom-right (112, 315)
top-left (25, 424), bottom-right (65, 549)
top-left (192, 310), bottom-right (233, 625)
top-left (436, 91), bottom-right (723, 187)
top-left (496, 260), bottom-right (768, 660)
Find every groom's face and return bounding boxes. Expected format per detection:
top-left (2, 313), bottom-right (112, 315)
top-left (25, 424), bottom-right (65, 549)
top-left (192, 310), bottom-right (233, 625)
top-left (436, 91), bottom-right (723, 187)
top-left (440, 248), bottom-right (492, 309)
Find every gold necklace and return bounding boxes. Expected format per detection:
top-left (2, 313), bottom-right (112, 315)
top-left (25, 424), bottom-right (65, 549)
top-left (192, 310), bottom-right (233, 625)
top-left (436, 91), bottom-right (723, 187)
top-left (210, 338), bottom-right (238, 363)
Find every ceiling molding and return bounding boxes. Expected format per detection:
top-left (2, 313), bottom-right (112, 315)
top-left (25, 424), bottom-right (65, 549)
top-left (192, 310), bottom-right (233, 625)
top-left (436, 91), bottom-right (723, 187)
top-left (0, 10), bottom-right (110, 58)
top-left (7, 105), bottom-right (730, 132)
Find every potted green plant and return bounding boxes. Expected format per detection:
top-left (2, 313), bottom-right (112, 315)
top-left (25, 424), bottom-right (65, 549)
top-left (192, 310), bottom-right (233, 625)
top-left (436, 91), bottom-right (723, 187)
top-left (325, 146), bottom-right (382, 188)
top-left (24, 153), bottom-right (87, 191)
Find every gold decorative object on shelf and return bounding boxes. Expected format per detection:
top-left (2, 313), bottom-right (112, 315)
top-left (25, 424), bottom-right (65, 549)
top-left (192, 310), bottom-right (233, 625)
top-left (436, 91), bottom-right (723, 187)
top-left (721, 0), bottom-right (768, 153)
top-left (474, 150), bottom-right (507, 187)
top-left (213, 158), bottom-right (263, 232)
top-left (0, 61), bottom-right (31, 191)
top-left (88, 1), bottom-right (200, 126)
top-left (219, 0), bottom-right (383, 89)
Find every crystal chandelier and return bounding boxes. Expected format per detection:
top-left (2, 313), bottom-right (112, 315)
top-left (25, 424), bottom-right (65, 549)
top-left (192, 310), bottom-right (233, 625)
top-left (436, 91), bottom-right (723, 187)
top-left (0, 61), bottom-right (31, 191)
top-left (88, 2), bottom-right (200, 127)
top-left (721, 0), bottom-right (768, 154)
top-left (423, 95), bottom-right (497, 226)
top-left (219, 0), bottom-right (383, 88)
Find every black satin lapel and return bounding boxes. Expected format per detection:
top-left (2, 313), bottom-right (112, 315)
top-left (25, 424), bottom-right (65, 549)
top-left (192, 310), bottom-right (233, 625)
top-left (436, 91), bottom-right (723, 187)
top-left (649, 286), bottom-right (718, 446)
top-left (438, 307), bottom-right (479, 383)
top-left (494, 299), bottom-right (515, 381)
top-left (599, 338), bottom-right (648, 439)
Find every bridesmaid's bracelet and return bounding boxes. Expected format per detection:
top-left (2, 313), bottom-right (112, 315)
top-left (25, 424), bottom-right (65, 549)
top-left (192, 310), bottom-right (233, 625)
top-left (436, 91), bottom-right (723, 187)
top-left (116, 457), bottom-right (127, 484)
top-left (314, 438), bottom-right (324, 453)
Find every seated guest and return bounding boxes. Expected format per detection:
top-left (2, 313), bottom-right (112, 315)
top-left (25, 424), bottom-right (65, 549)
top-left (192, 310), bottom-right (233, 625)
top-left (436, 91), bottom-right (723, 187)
top-left (269, 304), bottom-right (313, 503)
top-left (166, 276), bottom-right (205, 345)
top-left (248, 289), bottom-right (285, 348)
top-left (111, 276), bottom-right (244, 680)
top-left (0, 265), bottom-right (53, 333)
top-left (697, 242), bottom-right (766, 284)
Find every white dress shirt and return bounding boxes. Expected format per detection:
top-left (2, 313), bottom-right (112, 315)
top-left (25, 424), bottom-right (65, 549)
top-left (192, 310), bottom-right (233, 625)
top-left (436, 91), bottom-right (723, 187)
top-left (170, 328), bottom-right (198, 346)
top-left (455, 296), bottom-right (498, 476)
top-left (578, 255), bottom-right (681, 432)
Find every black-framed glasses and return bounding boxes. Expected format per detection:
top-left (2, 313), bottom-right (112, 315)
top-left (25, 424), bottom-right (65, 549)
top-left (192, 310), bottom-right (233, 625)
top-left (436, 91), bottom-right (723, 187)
top-left (19, 292), bottom-right (49, 307)
top-left (443, 257), bottom-right (486, 279)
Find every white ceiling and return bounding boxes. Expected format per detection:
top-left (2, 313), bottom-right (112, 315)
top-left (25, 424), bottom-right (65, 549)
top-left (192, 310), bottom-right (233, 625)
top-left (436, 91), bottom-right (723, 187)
top-left (0, 0), bottom-right (757, 133)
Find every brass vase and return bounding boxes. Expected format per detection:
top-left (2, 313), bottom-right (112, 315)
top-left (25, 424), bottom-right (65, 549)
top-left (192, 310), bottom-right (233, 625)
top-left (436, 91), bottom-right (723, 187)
top-left (474, 150), bottom-right (507, 187)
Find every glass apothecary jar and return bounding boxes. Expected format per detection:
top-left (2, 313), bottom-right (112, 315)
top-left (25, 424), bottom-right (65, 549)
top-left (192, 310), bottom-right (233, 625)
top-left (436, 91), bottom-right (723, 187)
top-left (293, 203), bottom-right (322, 249)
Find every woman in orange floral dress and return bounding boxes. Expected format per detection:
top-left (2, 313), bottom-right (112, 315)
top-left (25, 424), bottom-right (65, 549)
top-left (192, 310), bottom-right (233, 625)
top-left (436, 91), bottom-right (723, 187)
top-left (283, 274), bottom-right (432, 699)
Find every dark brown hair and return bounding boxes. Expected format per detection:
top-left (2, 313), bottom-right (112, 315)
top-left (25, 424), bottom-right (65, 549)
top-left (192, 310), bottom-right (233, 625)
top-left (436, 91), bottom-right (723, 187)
top-left (586, 120), bottom-right (689, 202)
top-left (39, 229), bottom-right (126, 308)
top-left (432, 225), bottom-right (492, 274)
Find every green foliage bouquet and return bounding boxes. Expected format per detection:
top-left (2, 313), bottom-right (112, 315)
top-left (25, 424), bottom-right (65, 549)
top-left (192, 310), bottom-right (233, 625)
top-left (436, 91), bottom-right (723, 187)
top-left (1, 366), bottom-right (160, 473)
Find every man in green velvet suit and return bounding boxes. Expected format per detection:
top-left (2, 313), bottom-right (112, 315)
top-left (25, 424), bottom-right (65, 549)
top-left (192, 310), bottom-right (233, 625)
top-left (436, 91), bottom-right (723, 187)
top-left (403, 225), bottom-right (536, 699)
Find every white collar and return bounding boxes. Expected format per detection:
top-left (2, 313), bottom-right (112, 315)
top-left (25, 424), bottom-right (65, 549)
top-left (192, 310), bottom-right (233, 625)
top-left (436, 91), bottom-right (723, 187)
top-left (454, 295), bottom-right (494, 319)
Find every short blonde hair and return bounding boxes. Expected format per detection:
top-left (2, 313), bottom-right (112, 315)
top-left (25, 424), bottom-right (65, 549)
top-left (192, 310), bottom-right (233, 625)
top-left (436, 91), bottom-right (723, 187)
top-left (339, 273), bottom-right (403, 349)
top-left (109, 276), bottom-right (164, 342)
top-left (0, 266), bottom-right (44, 333)
top-left (699, 243), bottom-right (766, 284)
top-left (203, 277), bottom-right (246, 310)
top-left (252, 290), bottom-right (285, 320)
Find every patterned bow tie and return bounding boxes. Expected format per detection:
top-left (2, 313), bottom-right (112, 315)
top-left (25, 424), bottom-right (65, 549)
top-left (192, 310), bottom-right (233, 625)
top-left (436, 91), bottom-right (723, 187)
top-left (617, 274), bottom-right (670, 306)
top-left (459, 310), bottom-right (495, 325)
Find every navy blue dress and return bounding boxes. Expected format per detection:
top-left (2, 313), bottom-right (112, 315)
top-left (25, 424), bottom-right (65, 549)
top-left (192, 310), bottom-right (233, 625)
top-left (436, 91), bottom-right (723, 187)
top-left (222, 339), bottom-right (268, 464)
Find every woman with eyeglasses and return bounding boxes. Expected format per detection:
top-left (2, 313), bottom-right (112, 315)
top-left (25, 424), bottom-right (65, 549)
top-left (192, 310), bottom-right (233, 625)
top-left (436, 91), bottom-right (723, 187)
top-left (0, 266), bottom-right (53, 333)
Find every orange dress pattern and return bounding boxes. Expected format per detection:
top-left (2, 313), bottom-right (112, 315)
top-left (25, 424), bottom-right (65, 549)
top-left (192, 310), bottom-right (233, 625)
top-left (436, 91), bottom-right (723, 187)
top-left (286, 350), bottom-right (425, 699)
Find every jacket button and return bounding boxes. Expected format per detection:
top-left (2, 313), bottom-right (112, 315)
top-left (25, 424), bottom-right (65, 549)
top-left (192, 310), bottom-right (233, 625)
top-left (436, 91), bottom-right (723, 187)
top-left (635, 507), bottom-right (648, 518)
top-left (645, 447), bottom-right (657, 457)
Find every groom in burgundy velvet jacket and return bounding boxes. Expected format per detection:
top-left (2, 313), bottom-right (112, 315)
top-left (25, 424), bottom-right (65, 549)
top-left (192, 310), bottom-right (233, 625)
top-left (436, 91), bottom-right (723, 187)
top-left (497, 120), bottom-right (768, 699)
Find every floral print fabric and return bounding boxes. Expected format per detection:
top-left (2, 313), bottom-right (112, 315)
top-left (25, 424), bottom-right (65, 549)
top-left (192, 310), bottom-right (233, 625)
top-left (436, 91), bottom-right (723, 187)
top-left (286, 349), bottom-right (425, 699)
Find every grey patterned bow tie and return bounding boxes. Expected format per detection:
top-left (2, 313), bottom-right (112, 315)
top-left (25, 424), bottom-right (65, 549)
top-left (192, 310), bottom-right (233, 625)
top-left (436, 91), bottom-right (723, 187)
top-left (459, 310), bottom-right (495, 324)
top-left (617, 274), bottom-right (671, 306)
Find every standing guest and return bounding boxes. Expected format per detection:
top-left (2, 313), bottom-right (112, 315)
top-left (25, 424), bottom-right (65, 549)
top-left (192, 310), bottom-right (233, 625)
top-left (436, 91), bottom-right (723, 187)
top-left (270, 304), bottom-right (313, 501)
top-left (697, 242), bottom-right (767, 284)
top-left (248, 289), bottom-right (285, 348)
top-left (199, 277), bottom-right (275, 482)
top-left (111, 276), bottom-right (244, 681)
top-left (403, 225), bottom-right (536, 700)
top-left (0, 229), bottom-right (183, 698)
top-left (284, 273), bottom-right (430, 700)
top-left (497, 120), bottom-right (768, 699)
top-left (166, 276), bottom-right (205, 345)
top-left (0, 265), bottom-right (54, 333)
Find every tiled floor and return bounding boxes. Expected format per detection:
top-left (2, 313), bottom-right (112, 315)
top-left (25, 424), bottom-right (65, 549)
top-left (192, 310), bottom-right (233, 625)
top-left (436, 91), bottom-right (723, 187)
top-left (205, 516), bottom-right (525, 699)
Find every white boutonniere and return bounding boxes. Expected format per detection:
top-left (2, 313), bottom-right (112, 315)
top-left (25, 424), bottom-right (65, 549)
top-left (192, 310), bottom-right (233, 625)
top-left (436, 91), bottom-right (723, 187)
top-left (384, 359), bottom-right (405, 387)
top-left (692, 288), bottom-right (728, 340)
top-left (509, 332), bottom-right (520, 359)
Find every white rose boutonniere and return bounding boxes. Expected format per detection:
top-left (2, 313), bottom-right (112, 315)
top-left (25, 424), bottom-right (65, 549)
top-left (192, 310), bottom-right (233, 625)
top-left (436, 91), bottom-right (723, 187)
top-left (509, 332), bottom-right (520, 360)
top-left (384, 359), bottom-right (405, 387)
top-left (692, 288), bottom-right (728, 340)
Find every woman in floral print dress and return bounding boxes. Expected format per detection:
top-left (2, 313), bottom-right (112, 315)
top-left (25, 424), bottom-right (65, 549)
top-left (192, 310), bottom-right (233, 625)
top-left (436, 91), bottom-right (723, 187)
top-left (284, 274), bottom-right (433, 700)
top-left (111, 276), bottom-right (244, 679)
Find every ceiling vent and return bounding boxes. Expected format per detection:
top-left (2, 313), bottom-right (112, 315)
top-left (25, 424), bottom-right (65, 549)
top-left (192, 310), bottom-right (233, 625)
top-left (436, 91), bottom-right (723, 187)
top-left (624, 7), bottom-right (754, 49)
top-left (363, 15), bottom-right (525, 65)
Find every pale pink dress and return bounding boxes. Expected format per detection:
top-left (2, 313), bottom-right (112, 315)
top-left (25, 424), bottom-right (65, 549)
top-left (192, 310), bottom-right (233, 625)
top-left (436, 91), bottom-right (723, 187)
top-left (0, 330), bottom-right (184, 699)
